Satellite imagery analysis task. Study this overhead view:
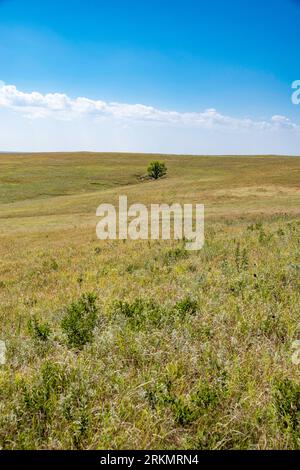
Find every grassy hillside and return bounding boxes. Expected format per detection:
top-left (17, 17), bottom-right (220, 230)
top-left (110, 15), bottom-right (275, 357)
top-left (0, 153), bottom-right (300, 449)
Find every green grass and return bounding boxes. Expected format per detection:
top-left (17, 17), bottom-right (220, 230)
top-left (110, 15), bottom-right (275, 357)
top-left (0, 152), bottom-right (299, 449)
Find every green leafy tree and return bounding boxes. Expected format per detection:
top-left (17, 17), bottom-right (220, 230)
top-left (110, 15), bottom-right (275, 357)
top-left (147, 161), bottom-right (167, 180)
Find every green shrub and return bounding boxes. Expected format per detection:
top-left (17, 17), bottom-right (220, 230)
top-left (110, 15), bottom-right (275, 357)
top-left (23, 362), bottom-right (66, 420)
top-left (273, 378), bottom-right (300, 435)
top-left (172, 397), bottom-right (197, 426)
top-left (146, 378), bottom-right (222, 427)
top-left (112, 298), bottom-right (163, 327)
top-left (193, 382), bottom-right (219, 409)
top-left (147, 161), bottom-right (167, 180)
top-left (28, 316), bottom-right (51, 342)
top-left (61, 293), bottom-right (99, 349)
top-left (113, 298), bottom-right (145, 319)
top-left (174, 296), bottom-right (198, 316)
top-left (234, 242), bottom-right (249, 271)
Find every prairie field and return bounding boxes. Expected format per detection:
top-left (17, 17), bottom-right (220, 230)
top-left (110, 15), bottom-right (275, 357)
top-left (0, 152), bottom-right (300, 450)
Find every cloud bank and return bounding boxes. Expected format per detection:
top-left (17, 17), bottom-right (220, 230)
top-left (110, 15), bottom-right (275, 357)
top-left (0, 81), bottom-right (299, 154)
top-left (0, 81), bottom-right (297, 132)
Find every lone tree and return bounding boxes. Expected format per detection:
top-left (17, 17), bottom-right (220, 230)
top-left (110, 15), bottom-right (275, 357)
top-left (147, 161), bottom-right (167, 180)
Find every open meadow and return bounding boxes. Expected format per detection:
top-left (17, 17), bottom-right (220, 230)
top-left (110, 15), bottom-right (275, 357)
top-left (0, 152), bottom-right (300, 449)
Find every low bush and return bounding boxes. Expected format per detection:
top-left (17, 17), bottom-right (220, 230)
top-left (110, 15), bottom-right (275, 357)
top-left (61, 293), bottom-right (99, 349)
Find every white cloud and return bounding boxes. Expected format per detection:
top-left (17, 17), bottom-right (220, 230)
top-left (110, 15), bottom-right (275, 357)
top-left (0, 81), bottom-right (299, 154)
top-left (270, 114), bottom-right (295, 129)
top-left (0, 81), bottom-right (298, 131)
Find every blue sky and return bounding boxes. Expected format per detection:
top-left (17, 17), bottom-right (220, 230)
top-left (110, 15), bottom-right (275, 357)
top-left (0, 0), bottom-right (299, 154)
